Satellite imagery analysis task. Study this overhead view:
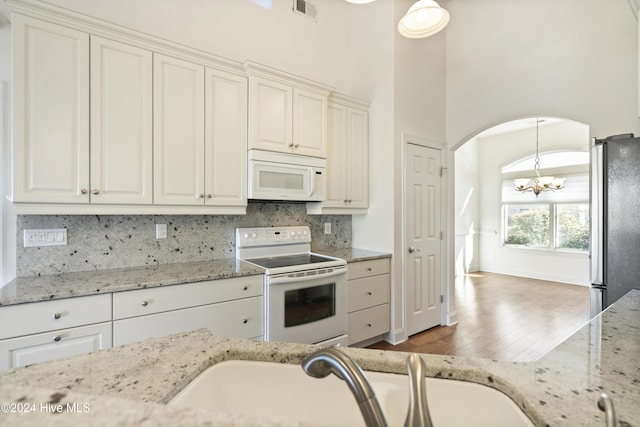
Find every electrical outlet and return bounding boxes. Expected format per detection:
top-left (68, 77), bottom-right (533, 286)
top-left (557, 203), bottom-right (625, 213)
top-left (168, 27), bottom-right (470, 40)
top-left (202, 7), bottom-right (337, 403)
top-left (23, 228), bottom-right (67, 247)
top-left (324, 223), bottom-right (331, 234)
top-left (156, 224), bottom-right (167, 239)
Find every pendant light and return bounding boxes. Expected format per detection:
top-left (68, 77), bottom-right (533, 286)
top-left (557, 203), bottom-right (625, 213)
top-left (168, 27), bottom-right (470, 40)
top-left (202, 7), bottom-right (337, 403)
top-left (514, 118), bottom-right (565, 197)
top-left (398, 0), bottom-right (450, 38)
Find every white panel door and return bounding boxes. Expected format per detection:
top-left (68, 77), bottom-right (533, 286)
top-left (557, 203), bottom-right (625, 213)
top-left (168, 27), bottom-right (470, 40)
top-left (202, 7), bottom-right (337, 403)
top-left (204, 68), bottom-right (247, 206)
top-left (90, 37), bottom-right (152, 204)
top-left (405, 143), bottom-right (442, 336)
top-left (154, 54), bottom-right (205, 205)
top-left (11, 15), bottom-right (89, 203)
top-left (249, 77), bottom-right (292, 153)
top-left (293, 88), bottom-right (327, 157)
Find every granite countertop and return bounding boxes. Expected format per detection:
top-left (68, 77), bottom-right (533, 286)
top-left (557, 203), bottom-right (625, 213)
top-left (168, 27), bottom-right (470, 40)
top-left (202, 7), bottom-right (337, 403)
top-left (0, 248), bottom-right (391, 306)
top-left (1, 290), bottom-right (638, 426)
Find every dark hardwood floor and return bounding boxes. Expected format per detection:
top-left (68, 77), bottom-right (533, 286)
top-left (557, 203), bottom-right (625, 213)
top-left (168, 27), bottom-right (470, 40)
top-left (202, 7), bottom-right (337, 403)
top-left (367, 271), bottom-right (591, 362)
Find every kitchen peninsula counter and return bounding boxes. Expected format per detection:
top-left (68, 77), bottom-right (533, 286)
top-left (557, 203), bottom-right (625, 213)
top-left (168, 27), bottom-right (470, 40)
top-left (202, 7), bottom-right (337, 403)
top-left (1, 290), bottom-right (638, 426)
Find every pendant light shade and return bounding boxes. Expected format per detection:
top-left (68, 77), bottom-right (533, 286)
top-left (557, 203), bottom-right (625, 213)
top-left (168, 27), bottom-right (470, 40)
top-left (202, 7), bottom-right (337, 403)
top-left (398, 0), bottom-right (450, 38)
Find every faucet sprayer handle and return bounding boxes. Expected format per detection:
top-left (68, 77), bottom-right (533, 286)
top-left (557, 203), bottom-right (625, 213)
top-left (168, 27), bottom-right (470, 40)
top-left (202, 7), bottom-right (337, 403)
top-left (404, 353), bottom-right (434, 427)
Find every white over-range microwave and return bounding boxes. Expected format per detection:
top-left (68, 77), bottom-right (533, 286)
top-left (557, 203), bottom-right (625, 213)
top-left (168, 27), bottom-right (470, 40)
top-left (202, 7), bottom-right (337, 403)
top-left (248, 150), bottom-right (326, 202)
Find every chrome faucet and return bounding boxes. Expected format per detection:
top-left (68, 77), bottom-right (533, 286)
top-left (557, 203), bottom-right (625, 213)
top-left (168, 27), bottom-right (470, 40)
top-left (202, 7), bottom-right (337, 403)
top-left (301, 347), bottom-right (388, 427)
top-left (301, 347), bottom-right (434, 427)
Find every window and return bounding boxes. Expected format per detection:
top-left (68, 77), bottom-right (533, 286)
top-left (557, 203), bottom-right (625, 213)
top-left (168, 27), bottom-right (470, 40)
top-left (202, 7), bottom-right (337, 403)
top-left (501, 151), bottom-right (589, 252)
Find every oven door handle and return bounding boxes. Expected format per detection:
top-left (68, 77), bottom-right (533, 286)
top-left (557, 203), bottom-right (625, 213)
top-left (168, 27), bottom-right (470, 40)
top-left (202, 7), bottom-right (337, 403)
top-left (269, 268), bottom-right (347, 285)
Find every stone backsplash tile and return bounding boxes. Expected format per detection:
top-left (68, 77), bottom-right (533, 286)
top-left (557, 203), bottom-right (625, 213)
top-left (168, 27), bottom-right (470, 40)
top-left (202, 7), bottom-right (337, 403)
top-left (16, 202), bottom-right (351, 276)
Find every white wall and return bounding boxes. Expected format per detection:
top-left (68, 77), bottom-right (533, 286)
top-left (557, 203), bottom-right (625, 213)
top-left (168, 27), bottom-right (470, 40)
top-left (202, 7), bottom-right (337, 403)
top-left (454, 137), bottom-right (479, 276)
top-left (446, 0), bottom-right (640, 148)
top-left (475, 119), bottom-right (590, 285)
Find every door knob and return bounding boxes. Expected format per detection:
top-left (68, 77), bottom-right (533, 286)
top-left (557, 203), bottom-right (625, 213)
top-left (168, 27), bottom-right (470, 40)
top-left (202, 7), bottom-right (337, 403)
top-left (408, 246), bottom-right (421, 253)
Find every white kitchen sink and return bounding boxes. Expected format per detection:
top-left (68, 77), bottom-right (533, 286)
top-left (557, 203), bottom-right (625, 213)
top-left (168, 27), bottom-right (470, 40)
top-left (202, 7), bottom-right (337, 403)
top-left (169, 360), bottom-right (534, 427)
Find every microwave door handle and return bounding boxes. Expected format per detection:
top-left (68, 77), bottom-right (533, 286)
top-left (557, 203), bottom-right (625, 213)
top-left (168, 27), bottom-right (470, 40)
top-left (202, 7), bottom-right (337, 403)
top-left (307, 168), bottom-right (314, 197)
top-left (269, 268), bottom-right (346, 285)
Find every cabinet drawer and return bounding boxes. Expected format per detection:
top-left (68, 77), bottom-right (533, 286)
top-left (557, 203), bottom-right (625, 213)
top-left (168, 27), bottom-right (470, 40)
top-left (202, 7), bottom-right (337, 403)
top-left (0, 294), bottom-right (112, 340)
top-left (0, 322), bottom-right (112, 371)
top-left (113, 296), bottom-right (263, 347)
top-left (348, 274), bottom-right (390, 313)
top-left (347, 258), bottom-right (390, 280)
top-left (347, 303), bottom-right (390, 345)
top-left (113, 275), bottom-right (262, 320)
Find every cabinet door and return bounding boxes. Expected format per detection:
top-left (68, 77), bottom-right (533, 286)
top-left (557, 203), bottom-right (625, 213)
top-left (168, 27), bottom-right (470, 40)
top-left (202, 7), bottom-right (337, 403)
top-left (154, 54), bottom-right (205, 205)
top-left (293, 88), bottom-right (327, 158)
top-left (249, 77), bottom-right (292, 153)
top-left (90, 37), bottom-right (153, 204)
top-left (11, 15), bottom-right (89, 203)
top-left (205, 68), bottom-right (248, 206)
top-left (324, 102), bottom-right (348, 207)
top-left (0, 322), bottom-right (112, 371)
top-left (113, 296), bottom-right (263, 346)
top-left (346, 107), bottom-right (369, 208)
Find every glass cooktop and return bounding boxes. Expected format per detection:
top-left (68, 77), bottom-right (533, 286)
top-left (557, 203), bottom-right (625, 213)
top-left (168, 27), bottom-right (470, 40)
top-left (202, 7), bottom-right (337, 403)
top-left (245, 253), bottom-right (338, 269)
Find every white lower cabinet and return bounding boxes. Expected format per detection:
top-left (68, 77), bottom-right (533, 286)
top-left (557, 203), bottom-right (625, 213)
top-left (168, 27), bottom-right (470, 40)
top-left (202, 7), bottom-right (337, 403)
top-left (0, 294), bottom-right (113, 370)
top-left (113, 297), bottom-right (262, 347)
top-left (111, 275), bottom-right (264, 347)
top-left (0, 323), bottom-right (112, 371)
top-left (347, 258), bottom-right (391, 346)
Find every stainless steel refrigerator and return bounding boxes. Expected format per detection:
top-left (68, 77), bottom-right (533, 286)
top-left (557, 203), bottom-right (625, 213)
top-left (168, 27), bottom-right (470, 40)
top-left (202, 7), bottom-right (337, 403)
top-left (590, 133), bottom-right (640, 317)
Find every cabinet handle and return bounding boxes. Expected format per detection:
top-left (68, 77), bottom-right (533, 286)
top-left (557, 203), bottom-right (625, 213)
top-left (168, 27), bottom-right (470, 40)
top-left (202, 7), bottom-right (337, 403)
top-left (206, 194), bottom-right (212, 199)
top-left (367, 267), bottom-right (373, 272)
top-left (53, 335), bottom-right (62, 342)
top-left (294, 144), bottom-right (299, 148)
top-left (52, 312), bottom-right (61, 320)
top-left (91, 189), bottom-right (100, 195)
top-left (141, 301), bottom-right (149, 307)
top-left (288, 143), bottom-right (294, 148)
top-left (80, 189), bottom-right (88, 195)
top-left (367, 292), bottom-right (373, 296)
top-left (242, 319), bottom-right (248, 324)
top-left (243, 286), bottom-right (249, 291)
top-left (198, 194), bottom-right (205, 199)
top-left (367, 323), bottom-right (372, 328)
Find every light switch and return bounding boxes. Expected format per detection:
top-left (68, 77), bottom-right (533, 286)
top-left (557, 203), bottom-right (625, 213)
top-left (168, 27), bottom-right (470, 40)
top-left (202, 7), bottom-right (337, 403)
top-left (23, 228), bottom-right (67, 247)
top-left (156, 224), bottom-right (167, 239)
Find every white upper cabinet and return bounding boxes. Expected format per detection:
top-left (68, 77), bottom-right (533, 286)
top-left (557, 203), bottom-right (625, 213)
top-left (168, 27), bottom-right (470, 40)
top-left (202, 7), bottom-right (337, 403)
top-left (246, 62), bottom-right (331, 158)
top-left (154, 54), bottom-right (248, 208)
top-left (11, 14), bottom-right (90, 203)
top-left (204, 68), bottom-right (248, 206)
top-left (153, 54), bottom-right (205, 205)
top-left (308, 94), bottom-right (370, 214)
top-left (91, 36), bottom-right (153, 204)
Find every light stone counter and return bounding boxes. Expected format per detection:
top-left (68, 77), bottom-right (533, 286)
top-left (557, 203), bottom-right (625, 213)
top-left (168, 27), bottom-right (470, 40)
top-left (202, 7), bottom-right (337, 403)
top-left (0, 259), bottom-right (264, 306)
top-left (0, 249), bottom-right (389, 307)
top-left (0, 290), bottom-right (638, 426)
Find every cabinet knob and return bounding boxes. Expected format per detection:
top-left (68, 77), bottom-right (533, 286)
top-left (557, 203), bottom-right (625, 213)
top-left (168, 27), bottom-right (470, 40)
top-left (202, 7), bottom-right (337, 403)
top-left (243, 286), bottom-right (249, 291)
top-left (242, 318), bottom-right (248, 324)
top-left (91, 189), bottom-right (100, 195)
top-left (367, 267), bottom-right (373, 272)
top-left (80, 189), bottom-right (88, 195)
top-left (294, 144), bottom-right (299, 148)
top-left (52, 312), bottom-right (61, 320)
top-left (288, 143), bottom-right (294, 148)
top-left (367, 323), bottom-right (372, 328)
top-left (207, 194), bottom-right (212, 199)
top-left (53, 335), bottom-right (62, 342)
top-left (367, 291), bottom-right (373, 296)
top-left (198, 193), bottom-right (205, 199)
top-left (141, 301), bottom-right (149, 307)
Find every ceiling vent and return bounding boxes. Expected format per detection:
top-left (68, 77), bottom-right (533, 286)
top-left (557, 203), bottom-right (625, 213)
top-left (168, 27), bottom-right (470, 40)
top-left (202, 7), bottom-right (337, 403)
top-left (293, 0), bottom-right (318, 22)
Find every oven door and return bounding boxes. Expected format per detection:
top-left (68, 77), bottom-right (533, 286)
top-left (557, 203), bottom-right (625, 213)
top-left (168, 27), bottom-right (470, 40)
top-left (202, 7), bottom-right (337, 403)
top-left (265, 266), bottom-right (347, 344)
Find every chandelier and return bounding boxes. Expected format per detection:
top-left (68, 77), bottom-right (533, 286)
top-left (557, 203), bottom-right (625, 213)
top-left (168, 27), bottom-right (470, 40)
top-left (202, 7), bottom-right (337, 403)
top-left (514, 119), bottom-right (565, 197)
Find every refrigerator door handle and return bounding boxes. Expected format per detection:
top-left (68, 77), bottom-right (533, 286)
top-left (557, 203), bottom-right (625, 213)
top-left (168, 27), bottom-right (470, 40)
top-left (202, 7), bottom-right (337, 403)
top-left (590, 141), bottom-right (604, 286)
